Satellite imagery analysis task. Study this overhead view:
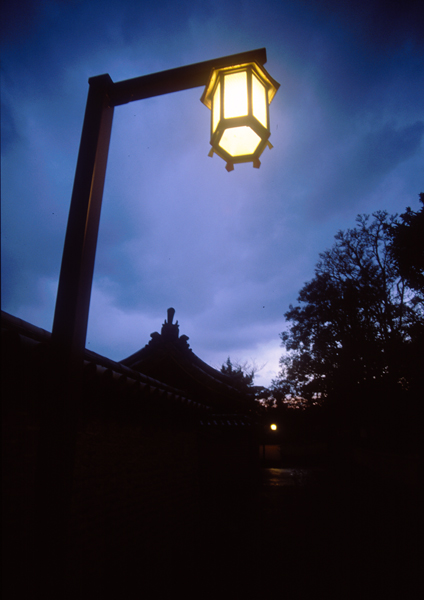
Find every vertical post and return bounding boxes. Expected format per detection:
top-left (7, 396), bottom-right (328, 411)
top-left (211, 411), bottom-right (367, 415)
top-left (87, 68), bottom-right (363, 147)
top-left (52, 74), bottom-right (115, 358)
top-left (35, 75), bottom-right (115, 597)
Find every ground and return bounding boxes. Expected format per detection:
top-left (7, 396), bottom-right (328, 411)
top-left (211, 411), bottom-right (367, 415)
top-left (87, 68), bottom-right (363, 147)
top-left (4, 456), bottom-right (419, 599)
top-left (183, 460), bottom-right (420, 599)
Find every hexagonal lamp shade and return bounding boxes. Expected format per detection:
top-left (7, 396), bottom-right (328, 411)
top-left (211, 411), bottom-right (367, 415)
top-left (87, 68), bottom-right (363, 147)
top-left (201, 61), bottom-right (280, 171)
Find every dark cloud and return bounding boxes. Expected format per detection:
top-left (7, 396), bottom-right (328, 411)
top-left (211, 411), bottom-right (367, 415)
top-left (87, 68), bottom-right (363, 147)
top-left (0, 251), bottom-right (21, 308)
top-left (361, 121), bottom-right (424, 175)
top-left (0, 101), bottom-right (21, 151)
top-left (323, 121), bottom-right (423, 215)
top-left (299, 0), bottom-right (424, 50)
top-left (0, 0), bottom-right (42, 43)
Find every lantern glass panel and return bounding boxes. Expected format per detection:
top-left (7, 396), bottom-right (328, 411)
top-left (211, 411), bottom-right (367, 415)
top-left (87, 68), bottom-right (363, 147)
top-left (252, 72), bottom-right (267, 128)
top-left (212, 80), bottom-right (221, 134)
top-left (219, 126), bottom-right (261, 157)
top-left (223, 71), bottom-right (248, 119)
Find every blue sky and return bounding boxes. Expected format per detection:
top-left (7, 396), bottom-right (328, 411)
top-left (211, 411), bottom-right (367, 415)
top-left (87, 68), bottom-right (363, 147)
top-left (2, 0), bottom-right (423, 387)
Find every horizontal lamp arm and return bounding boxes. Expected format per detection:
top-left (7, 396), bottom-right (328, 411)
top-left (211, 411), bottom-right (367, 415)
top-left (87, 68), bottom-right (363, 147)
top-left (105, 48), bottom-right (267, 106)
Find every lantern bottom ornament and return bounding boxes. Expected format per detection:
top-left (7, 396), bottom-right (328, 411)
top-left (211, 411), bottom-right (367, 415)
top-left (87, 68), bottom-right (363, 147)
top-left (208, 136), bottom-right (274, 172)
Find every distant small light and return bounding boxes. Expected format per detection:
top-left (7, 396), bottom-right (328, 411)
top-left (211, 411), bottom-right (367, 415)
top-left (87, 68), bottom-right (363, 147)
top-left (201, 61), bottom-right (280, 171)
top-left (270, 423), bottom-right (277, 431)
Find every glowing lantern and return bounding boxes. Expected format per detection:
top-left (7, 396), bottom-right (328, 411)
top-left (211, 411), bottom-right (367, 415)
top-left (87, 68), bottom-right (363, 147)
top-left (201, 61), bottom-right (280, 171)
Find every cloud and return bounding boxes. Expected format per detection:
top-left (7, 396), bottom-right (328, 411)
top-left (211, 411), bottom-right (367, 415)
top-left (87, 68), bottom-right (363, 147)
top-left (305, 121), bottom-right (424, 219)
top-left (360, 122), bottom-right (424, 175)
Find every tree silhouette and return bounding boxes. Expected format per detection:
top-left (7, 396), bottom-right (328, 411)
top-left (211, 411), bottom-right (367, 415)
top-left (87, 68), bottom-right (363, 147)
top-left (273, 204), bottom-right (423, 447)
top-left (388, 193), bottom-right (424, 295)
top-left (220, 357), bottom-right (255, 391)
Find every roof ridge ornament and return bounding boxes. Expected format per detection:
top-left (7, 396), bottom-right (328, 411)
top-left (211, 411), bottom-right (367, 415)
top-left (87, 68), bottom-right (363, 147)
top-left (161, 307), bottom-right (179, 340)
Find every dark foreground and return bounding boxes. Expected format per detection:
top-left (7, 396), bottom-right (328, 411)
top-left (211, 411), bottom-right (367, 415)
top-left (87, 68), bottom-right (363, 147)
top-left (4, 458), bottom-right (420, 599)
top-left (191, 463), bottom-right (419, 599)
top-left (90, 459), bottom-right (420, 599)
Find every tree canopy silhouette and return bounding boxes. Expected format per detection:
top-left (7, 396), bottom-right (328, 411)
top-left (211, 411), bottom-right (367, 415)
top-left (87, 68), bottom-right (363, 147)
top-left (220, 357), bottom-right (255, 391)
top-left (387, 193), bottom-right (424, 295)
top-left (273, 201), bottom-right (423, 445)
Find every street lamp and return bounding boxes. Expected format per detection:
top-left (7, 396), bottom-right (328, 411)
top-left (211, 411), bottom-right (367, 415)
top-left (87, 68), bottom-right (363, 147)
top-left (38, 50), bottom-right (279, 595)
top-left (201, 61), bottom-right (279, 171)
top-left (51, 48), bottom-right (279, 361)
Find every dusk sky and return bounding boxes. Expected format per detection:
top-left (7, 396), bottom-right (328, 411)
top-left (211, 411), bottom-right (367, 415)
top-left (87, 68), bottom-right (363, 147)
top-left (2, 0), bottom-right (423, 387)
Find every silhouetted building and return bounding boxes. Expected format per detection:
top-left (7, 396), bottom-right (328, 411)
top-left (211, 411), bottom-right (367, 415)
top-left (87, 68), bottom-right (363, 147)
top-left (2, 308), bottom-right (258, 597)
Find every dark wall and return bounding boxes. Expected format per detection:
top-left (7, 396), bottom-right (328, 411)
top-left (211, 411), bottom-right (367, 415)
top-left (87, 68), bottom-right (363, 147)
top-left (2, 329), bottom-right (259, 597)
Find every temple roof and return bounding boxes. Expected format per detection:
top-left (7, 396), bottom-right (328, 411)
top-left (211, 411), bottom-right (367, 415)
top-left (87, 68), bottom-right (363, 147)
top-left (2, 308), bottom-right (254, 417)
top-left (121, 308), bottom-right (253, 413)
